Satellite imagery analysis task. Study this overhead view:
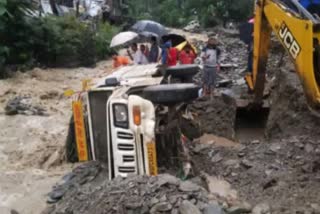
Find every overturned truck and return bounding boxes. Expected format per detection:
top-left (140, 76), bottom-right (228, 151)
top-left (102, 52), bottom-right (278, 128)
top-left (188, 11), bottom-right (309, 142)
top-left (66, 64), bottom-right (201, 179)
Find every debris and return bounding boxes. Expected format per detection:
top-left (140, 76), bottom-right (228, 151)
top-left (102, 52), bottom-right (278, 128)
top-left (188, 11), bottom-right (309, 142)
top-left (150, 202), bottom-right (172, 212)
top-left (179, 181), bottom-right (200, 192)
top-left (203, 203), bottom-right (225, 214)
top-left (237, 152), bottom-right (245, 158)
top-left (171, 208), bottom-right (179, 214)
top-left (211, 153), bottom-right (223, 163)
top-left (227, 202), bottom-right (252, 214)
top-left (202, 173), bottom-right (238, 201)
top-left (310, 203), bottom-right (320, 213)
top-left (47, 161), bottom-right (102, 204)
top-left (40, 90), bottom-right (60, 100)
top-left (193, 143), bottom-right (211, 153)
top-left (223, 159), bottom-right (240, 167)
top-left (217, 79), bottom-right (233, 88)
top-left (252, 203), bottom-right (271, 214)
top-left (189, 95), bottom-right (237, 140)
top-left (263, 178), bottom-right (278, 190)
top-left (150, 197), bottom-right (160, 206)
top-left (196, 200), bottom-right (207, 211)
top-left (251, 140), bottom-right (260, 144)
top-left (304, 143), bottom-right (314, 153)
top-left (269, 143), bottom-right (281, 153)
top-left (156, 174), bottom-right (180, 186)
top-left (199, 134), bottom-right (238, 147)
top-left (179, 200), bottom-right (202, 214)
top-left (168, 195), bottom-right (179, 204)
top-left (5, 96), bottom-right (47, 116)
top-left (235, 78), bottom-right (246, 85)
top-left (266, 70), bottom-right (320, 139)
top-left (241, 159), bottom-right (254, 169)
top-left (220, 63), bottom-right (239, 68)
top-left (44, 164), bottom-right (213, 213)
top-left (183, 20), bottom-right (201, 33)
top-left (42, 147), bottom-right (64, 169)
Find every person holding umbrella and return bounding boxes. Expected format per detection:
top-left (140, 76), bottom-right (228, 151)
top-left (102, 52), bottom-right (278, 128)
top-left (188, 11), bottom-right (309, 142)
top-left (167, 45), bottom-right (178, 66)
top-left (179, 44), bottom-right (196, 65)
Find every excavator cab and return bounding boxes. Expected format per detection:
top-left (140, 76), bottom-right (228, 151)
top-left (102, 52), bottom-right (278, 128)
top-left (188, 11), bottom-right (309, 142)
top-left (245, 0), bottom-right (320, 114)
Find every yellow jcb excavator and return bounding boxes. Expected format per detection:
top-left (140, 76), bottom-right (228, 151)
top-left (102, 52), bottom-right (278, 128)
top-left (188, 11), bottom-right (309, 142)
top-left (245, 0), bottom-right (320, 113)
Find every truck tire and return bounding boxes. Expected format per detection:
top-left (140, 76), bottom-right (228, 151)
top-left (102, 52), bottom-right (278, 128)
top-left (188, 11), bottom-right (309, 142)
top-left (143, 83), bottom-right (200, 105)
top-left (65, 115), bottom-right (78, 163)
top-left (165, 64), bottom-right (200, 78)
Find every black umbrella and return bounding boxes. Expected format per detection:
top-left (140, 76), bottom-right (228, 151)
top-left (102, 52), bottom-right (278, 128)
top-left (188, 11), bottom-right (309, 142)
top-left (239, 22), bottom-right (253, 45)
top-left (131, 20), bottom-right (168, 37)
top-left (138, 31), bottom-right (160, 43)
top-left (161, 34), bottom-right (186, 47)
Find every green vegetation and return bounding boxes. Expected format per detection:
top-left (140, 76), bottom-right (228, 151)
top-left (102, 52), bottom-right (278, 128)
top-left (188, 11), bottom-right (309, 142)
top-left (0, 0), bottom-right (252, 77)
top-left (127, 0), bottom-right (253, 27)
top-left (0, 0), bottom-right (118, 77)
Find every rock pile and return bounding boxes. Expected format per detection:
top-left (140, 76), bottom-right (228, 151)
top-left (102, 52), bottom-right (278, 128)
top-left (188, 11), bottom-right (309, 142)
top-left (43, 161), bottom-right (254, 214)
top-left (5, 96), bottom-right (47, 116)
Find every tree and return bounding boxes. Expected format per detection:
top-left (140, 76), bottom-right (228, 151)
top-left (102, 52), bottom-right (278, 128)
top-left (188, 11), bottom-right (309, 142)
top-left (49, 0), bottom-right (59, 15)
top-left (126, 0), bottom-right (253, 28)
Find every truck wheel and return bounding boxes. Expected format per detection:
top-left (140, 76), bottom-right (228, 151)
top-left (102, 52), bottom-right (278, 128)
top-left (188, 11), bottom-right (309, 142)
top-left (165, 64), bottom-right (200, 78)
top-left (143, 83), bottom-right (200, 105)
top-left (66, 115), bottom-right (78, 163)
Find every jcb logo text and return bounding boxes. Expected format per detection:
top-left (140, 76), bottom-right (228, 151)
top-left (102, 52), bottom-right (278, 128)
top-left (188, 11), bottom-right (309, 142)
top-left (279, 22), bottom-right (301, 59)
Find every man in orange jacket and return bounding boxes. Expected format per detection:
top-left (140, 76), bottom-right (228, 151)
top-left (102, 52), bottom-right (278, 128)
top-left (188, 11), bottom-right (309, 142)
top-left (112, 54), bottom-right (131, 68)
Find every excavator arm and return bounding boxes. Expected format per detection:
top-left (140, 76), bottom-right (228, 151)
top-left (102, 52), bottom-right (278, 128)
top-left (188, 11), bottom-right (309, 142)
top-left (245, 0), bottom-right (320, 113)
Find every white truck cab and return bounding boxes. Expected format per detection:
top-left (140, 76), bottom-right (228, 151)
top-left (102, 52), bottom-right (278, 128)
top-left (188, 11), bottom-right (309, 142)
top-left (67, 64), bottom-right (200, 179)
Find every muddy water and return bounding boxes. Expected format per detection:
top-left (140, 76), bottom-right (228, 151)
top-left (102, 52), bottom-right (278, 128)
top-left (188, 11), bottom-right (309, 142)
top-left (0, 60), bottom-right (112, 213)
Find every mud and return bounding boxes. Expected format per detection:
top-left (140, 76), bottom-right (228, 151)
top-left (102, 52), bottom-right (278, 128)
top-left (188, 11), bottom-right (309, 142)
top-left (0, 61), bottom-right (112, 213)
top-left (190, 95), bottom-right (237, 140)
top-left (266, 68), bottom-right (320, 139)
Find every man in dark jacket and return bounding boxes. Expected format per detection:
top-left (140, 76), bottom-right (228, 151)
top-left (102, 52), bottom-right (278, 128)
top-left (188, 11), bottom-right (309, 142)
top-left (148, 36), bottom-right (159, 63)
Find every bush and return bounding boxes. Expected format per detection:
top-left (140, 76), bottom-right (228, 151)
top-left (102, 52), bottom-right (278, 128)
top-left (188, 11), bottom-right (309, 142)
top-left (94, 22), bottom-right (119, 60)
top-left (0, 0), bottom-right (119, 76)
top-left (32, 16), bottom-right (118, 67)
top-left (126, 0), bottom-right (253, 28)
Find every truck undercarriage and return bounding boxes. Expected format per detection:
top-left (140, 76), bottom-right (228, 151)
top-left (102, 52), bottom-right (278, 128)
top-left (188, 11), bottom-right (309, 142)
top-left (66, 64), bottom-right (201, 179)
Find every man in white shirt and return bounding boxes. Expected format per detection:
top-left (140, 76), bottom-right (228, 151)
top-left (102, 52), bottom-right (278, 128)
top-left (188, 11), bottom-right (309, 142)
top-left (127, 43), bottom-right (148, 65)
top-left (200, 37), bottom-right (221, 96)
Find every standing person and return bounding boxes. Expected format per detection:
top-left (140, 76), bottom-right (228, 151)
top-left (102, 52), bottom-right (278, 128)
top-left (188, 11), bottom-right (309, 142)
top-left (127, 43), bottom-right (148, 65)
top-left (160, 41), bottom-right (171, 65)
top-left (179, 44), bottom-right (196, 64)
top-left (247, 18), bottom-right (254, 73)
top-left (167, 45), bottom-right (178, 66)
top-left (201, 37), bottom-right (221, 96)
top-left (148, 36), bottom-right (159, 63)
top-left (140, 44), bottom-right (149, 63)
top-left (112, 53), bottom-right (130, 68)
